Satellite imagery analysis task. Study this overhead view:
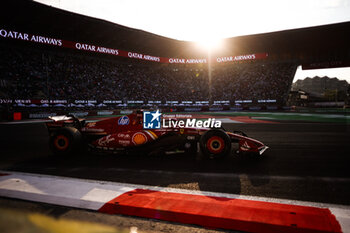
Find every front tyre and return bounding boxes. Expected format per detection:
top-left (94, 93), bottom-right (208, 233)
top-left (199, 129), bottom-right (231, 159)
top-left (49, 127), bottom-right (82, 156)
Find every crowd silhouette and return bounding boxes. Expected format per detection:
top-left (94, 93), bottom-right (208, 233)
top-left (0, 47), bottom-right (296, 106)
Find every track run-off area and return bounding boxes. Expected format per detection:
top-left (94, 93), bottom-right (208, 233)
top-left (0, 111), bottom-right (349, 232)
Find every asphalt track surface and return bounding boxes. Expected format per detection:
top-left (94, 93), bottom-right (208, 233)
top-left (0, 120), bottom-right (349, 205)
top-left (1, 119), bottom-right (350, 232)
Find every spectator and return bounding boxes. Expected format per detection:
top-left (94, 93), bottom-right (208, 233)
top-left (0, 46), bottom-right (296, 105)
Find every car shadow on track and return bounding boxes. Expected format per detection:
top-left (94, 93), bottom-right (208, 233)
top-left (5, 150), bottom-right (271, 196)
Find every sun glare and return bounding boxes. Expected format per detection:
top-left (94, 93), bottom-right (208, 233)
top-left (197, 37), bottom-right (223, 51)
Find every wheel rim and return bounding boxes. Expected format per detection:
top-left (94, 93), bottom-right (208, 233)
top-left (206, 136), bottom-right (225, 154)
top-left (54, 135), bottom-right (69, 150)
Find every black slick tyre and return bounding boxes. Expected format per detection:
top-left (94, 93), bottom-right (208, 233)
top-left (199, 129), bottom-right (231, 159)
top-left (49, 127), bottom-right (82, 156)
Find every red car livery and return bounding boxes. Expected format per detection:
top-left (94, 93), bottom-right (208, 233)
top-left (46, 112), bottom-right (268, 159)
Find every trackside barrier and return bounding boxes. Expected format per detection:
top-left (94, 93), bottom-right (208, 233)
top-left (13, 112), bottom-right (21, 121)
top-left (4, 106), bottom-right (296, 120)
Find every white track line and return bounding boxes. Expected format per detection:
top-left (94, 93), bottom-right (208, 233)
top-left (217, 118), bottom-right (243, 123)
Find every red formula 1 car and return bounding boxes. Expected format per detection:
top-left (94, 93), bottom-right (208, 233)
top-left (46, 112), bottom-right (268, 159)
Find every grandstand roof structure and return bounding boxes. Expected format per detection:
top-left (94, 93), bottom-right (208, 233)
top-left (2, 0), bottom-right (350, 63)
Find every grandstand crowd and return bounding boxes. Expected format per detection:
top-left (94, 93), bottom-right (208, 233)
top-left (0, 46), bottom-right (297, 106)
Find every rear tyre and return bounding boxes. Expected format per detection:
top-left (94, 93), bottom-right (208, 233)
top-left (49, 127), bottom-right (82, 156)
top-left (199, 129), bottom-right (231, 159)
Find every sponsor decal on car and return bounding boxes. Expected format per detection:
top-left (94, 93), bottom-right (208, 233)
top-left (117, 133), bottom-right (130, 139)
top-left (144, 130), bottom-right (158, 140)
top-left (187, 130), bottom-right (200, 134)
top-left (86, 122), bottom-right (96, 127)
top-left (118, 116), bottom-right (129, 125)
top-left (82, 122), bottom-right (105, 132)
top-left (240, 141), bottom-right (251, 151)
top-left (81, 128), bottom-right (104, 132)
top-left (132, 132), bottom-right (148, 145)
top-left (118, 140), bottom-right (131, 146)
top-left (98, 135), bottom-right (115, 146)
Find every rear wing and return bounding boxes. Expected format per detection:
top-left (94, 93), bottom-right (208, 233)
top-left (48, 115), bottom-right (73, 121)
top-left (46, 115), bottom-right (85, 132)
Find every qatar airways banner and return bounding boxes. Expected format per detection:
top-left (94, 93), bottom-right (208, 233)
top-left (216, 53), bottom-right (268, 62)
top-left (168, 58), bottom-right (207, 64)
top-left (0, 28), bottom-right (267, 64)
top-left (302, 61), bottom-right (350, 70)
